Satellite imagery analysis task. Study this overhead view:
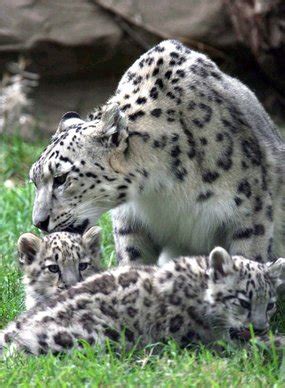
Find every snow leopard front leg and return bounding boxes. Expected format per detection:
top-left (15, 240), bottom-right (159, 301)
top-left (112, 210), bottom-right (159, 265)
top-left (229, 224), bottom-right (274, 263)
top-left (229, 194), bottom-right (274, 263)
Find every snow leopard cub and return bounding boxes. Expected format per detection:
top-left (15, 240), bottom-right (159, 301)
top-left (18, 226), bottom-right (102, 309)
top-left (1, 247), bottom-right (285, 356)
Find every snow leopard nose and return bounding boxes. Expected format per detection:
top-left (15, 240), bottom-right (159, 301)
top-left (35, 216), bottom-right (50, 232)
top-left (253, 323), bottom-right (269, 335)
top-left (62, 270), bottom-right (80, 288)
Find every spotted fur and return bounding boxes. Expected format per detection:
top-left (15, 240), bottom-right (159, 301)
top-left (18, 227), bottom-right (101, 309)
top-left (1, 247), bottom-right (284, 356)
top-left (30, 40), bottom-right (285, 264)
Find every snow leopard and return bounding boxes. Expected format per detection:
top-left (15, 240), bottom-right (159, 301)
top-left (29, 40), bottom-right (285, 265)
top-left (0, 247), bottom-right (284, 356)
top-left (18, 226), bottom-right (101, 309)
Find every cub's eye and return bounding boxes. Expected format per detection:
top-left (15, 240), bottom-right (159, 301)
top-left (239, 299), bottom-right (251, 309)
top-left (53, 173), bottom-right (68, 188)
top-left (79, 263), bottom-right (89, 271)
top-left (267, 302), bottom-right (275, 311)
top-left (48, 264), bottom-right (60, 273)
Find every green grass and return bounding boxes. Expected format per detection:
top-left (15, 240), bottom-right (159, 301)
top-left (0, 134), bottom-right (285, 387)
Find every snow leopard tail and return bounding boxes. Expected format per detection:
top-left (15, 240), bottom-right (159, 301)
top-left (273, 143), bottom-right (285, 258)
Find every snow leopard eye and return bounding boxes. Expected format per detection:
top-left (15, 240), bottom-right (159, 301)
top-left (267, 302), bottom-right (275, 311)
top-left (53, 173), bottom-right (68, 188)
top-left (78, 263), bottom-right (89, 271)
top-left (239, 299), bottom-right (251, 310)
top-left (48, 264), bottom-right (60, 273)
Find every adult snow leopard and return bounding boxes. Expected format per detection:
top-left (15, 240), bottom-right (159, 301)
top-left (30, 40), bottom-right (285, 265)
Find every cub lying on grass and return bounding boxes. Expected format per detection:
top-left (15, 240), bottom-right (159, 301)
top-left (1, 247), bottom-right (284, 356)
top-left (17, 226), bottom-right (102, 309)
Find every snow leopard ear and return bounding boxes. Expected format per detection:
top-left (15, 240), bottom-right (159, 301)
top-left (82, 226), bottom-right (102, 256)
top-left (209, 247), bottom-right (235, 279)
top-left (100, 103), bottom-right (128, 148)
top-left (55, 112), bottom-right (84, 136)
top-left (17, 233), bottom-right (42, 266)
top-left (267, 258), bottom-right (285, 289)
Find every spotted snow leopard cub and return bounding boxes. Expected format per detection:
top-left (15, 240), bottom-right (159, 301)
top-left (30, 40), bottom-right (284, 265)
top-left (0, 247), bottom-right (284, 356)
top-left (18, 226), bottom-right (102, 309)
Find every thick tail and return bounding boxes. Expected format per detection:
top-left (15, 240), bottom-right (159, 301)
top-left (274, 145), bottom-right (285, 257)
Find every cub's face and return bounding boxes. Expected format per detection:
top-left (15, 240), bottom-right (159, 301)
top-left (30, 105), bottom-right (130, 233)
top-left (18, 227), bottom-right (101, 308)
top-left (207, 248), bottom-right (284, 341)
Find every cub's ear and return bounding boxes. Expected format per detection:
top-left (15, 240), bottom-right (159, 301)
top-left (17, 233), bottom-right (42, 266)
top-left (82, 226), bottom-right (102, 256)
top-left (209, 247), bottom-right (235, 279)
top-left (54, 111), bottom-right (84, 136)
top-left (267, 258), bottom-right (285, 289)
top-left (100, 103), bottom-right (128, 148)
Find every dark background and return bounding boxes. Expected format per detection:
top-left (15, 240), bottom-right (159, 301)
top-left (1, 0), bottom-right (284, 135)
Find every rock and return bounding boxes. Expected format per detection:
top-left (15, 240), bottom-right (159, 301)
top-left (0, 0), bottom-right (284, 136)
